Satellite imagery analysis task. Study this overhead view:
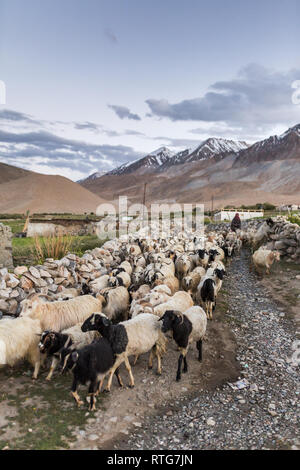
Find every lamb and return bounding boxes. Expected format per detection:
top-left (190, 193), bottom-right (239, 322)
top-left (159, 307), bottom-right (207, 381)
top-left (20, 294), bottom-right (104, 332)
top-left (0, 316), bottom-right (43, 379)
top-left (153, 291), bottom-right (194, 318)
top-left (60, 338), bottom-right (122, 411)
top-left (38, 324), bottom-right (99, 381)
top-left (81, 313), bottom-right (167, 391)
top-left (100, 286), bottom-right (130, 321)
top-left (252, 249), bottom-right (280, 275)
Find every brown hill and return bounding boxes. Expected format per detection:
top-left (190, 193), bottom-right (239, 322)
top-left (82, 125), bottom-right (300, 210)
top-left (0, 163), bottom-right (107, 214)
top-left (0, 161), bottom-right (31, 185)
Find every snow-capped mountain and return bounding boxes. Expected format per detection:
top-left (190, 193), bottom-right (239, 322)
top-left (106, 147), bottom-right (176, 176)
top-left (160, 138), bottom-right (249, 170)
top-left (77, 171), bottom-right (106, 183)
top-left (233, 123), bottom-right (300, 168)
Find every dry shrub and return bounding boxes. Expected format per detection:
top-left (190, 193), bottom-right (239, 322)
top-left (31, 233), bottom-right (75, 264)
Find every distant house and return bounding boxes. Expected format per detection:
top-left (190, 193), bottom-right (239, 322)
top-left (214, 209), bottom-right (264, 222)
top-left (278, 204), bottom-right (300, 212)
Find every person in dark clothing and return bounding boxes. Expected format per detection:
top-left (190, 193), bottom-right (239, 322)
top-left (231, 213), bottom-right (241, 232)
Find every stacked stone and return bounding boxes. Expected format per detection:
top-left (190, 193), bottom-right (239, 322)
top-left (265, 220), bottom-right (300, 261)
top-left (207, 216), bottom-right (300, 262)
top-left (0, 223), bottom-right (13, 270)
top-left (0, 247), bottom-right (108, 317)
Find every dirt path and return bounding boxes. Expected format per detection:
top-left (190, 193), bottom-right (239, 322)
top-left (110, 249), bottom-right (300, 450)
top-left (0, 249), bottom-right (298, 450)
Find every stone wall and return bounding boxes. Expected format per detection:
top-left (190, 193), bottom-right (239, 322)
top-left (207, 216), bottom-right (300, 261)
top-left (0, 223), bottom-right (13, 270)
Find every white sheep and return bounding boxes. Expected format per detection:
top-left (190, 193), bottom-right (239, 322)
top-left (100, 286), bottom-right (130, 321)
top-left (0, 316), bottom-right (43, 379)
top-left (153, 291), bottom-right (194, 318)
top-left (20, 294), bottom-right (104, 332)
top-left (252, 249), bottom-right (280, 275)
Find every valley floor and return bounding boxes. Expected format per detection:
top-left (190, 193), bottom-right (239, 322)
top-left (0, 249), bottom-right (299, 450)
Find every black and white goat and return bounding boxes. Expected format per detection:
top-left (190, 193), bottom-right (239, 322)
top-left (38, 324), bottom-right (99, 381)
top-left (159, 307), bottom-right (207, 381)
top-left (81, 313), bottom-right (167, 391)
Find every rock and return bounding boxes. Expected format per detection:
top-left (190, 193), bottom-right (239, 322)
top-left (88, 434), bottom-right (99, 441)
top-left (29, 266), bottom-right (41, 278)
top-left (14, 266), bottom-right (28, 276)
top-left (19, 276), bottom-right (34, 291)
top-left (207, 417), bottom-right (216, 426)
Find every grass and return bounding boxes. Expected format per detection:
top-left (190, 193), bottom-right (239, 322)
top-left (0, 365), bottom-right (102, 450)
top-left (32, 234), bottom-right (75, 264)
top-left (12, 235), bottom-right (105, 266)
top-left (0, 219), bottom-right (26, 234)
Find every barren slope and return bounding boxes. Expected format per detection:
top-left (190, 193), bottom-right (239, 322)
top-left (0, 172), bottom-right (107, 214)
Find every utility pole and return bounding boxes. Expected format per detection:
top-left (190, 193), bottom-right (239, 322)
top-left (142, 183), bottom-right (147, 223)
top-left (211, 195), bottom-right (214, 214)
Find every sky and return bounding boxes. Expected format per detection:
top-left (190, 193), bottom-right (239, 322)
top-left (0, 0), bottom-right (300, 180)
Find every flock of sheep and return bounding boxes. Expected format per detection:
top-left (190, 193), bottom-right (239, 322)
top-left (0, 219), bottom-right (281, 411)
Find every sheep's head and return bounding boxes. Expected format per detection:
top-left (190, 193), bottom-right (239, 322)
top-left (198, 249), bottom-right (207, 260)
top-left (19, 294), bottom-right (48, 317)
top-left (81, 313), bottom-right (109, 334)
top-left (159, 310), bottom-right (184, 333)
top-left (38, 331), bottom-right (57, 354)
top-left (208, 249), bottom-right (219, 263)
top-left (272, 251), bottom-right (281, 262)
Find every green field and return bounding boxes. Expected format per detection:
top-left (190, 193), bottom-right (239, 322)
top-left (11, 235), bottom-right (105, 266)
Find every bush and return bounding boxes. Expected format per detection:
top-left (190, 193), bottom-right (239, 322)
top-left (31, 234), bottom-right (76, 264)
top-left (288, 215), bottom-right (300, 226)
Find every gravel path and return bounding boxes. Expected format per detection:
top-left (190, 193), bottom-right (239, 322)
top-left (113, 249), bottom-right (300, 450)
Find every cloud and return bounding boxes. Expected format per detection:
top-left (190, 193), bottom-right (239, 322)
top-left (145, 64), bottom-right (300, 130)
top-left (104, 28), bottom-right (118, 44)
top-left (0, 129), bottom-right (141, 179)
top-left (0, 109), bottom-right (40, 125)
top-left (73, 121), bottom-right (103, 133)
top-left (108, 104), bottom-right (141, 121)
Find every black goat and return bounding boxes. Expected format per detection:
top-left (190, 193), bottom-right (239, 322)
top-left (60, 338), bottom-right (123, 411)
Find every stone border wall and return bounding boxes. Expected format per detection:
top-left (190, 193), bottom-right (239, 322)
top-left (0, 223), bottom-right (13, 270)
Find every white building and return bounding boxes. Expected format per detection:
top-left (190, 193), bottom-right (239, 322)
top-left (214, 209), bottom-right (264, 222)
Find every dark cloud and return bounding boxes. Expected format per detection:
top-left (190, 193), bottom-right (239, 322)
top-left (145, 64), bottom-right (300, 128)
top-left (108, 104), bottom-right (141, 121)
top-left (0, 129), bottom-right (141, 175)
